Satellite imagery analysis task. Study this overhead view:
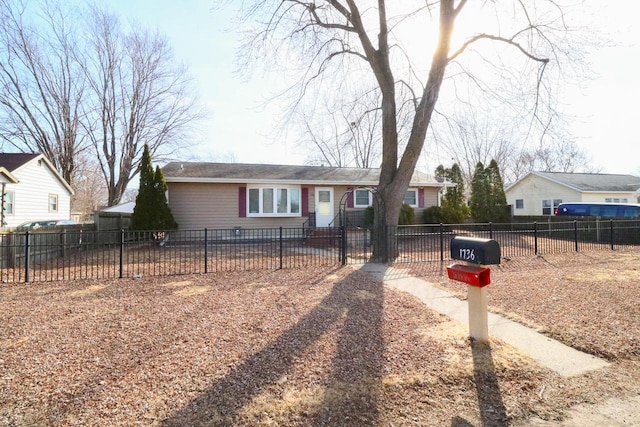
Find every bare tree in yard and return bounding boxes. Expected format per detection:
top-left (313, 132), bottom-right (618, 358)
top-left (82, 7), bottom-right (200, 206)
top-left (433, 103), bottom-right (597, 185)
top-left (432, 105), bottom-right (519, 187)
top-left (70, 153), bottom-right (108, 219)
top-left (0, 1), bottom-right (200, 208)
top-left (237, 0), bottom-right (589, 261)
top-left (301, 89), bottom-right (382, 168)
top-left (0, 0), bottom-right (87, 184)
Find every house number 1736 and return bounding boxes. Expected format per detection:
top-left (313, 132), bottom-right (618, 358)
top-left (458, 248), bottom-right (476, 261)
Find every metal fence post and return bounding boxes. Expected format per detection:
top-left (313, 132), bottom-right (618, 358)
top-left (341, 225), bottom-right (347, 265)
top-left (533, 221), bottom-right (538, 255)
top-left (574, 220), bottom-right (579, 252)
top-left (279, 226), bottom-right (283, 270)
top-left (489, 222), bottom-right (493, 239)
top-left (24, 231), bottom-right (30, 283)
top-left (119, 229), bottom-right (124, 279)
top-left (204, 228), bottom-right (208, 273)
top-left (60, 229), bottom-right (67, 259)
top-left (610, 219), bottom-right (614, 250)
top-left (439, 223), bottom-right (444, 261)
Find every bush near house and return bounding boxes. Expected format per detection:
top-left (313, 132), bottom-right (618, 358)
top-left (364, 204), bottom-right (415, 226)
top-left (399, 203), bottom-right (415, 225)
top-left (131, 145), bottom-right (178, 231)
top-left (423, 206), bottom-right (445, 224)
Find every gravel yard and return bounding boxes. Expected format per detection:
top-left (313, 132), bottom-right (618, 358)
top-left (1, 251), bottom-right (639, 426)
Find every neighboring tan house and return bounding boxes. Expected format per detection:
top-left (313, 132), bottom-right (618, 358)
top-left (162, 162), bottom-right (452, 230)
top-left (0, 153), bottom-right (74, 228)
top-left (505, 171), bottom-right (640, 217)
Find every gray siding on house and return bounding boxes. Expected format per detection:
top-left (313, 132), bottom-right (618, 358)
top-left (167, 182), bottom-right (443, 230)
top-left (421, 187), bottom-right (439, 217)
top-left (167, 182), bottom-right (311, 230)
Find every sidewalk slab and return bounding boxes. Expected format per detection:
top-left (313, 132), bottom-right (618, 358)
top-left (515, 395), bottom-right (640, 426)
top-left (358, 263), bottom-right (609, 377)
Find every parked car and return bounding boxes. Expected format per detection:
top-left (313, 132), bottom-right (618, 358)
top-left (16, 220), bottom-right (79, 230)
top-left (555, 202), bottom-right (640, 219)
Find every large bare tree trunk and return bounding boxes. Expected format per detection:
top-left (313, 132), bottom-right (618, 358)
top-left (371, 1), bottom-right (457, 261)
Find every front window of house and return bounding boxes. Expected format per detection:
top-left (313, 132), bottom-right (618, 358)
top-left (248, 186), bottom-right (301, 216)
top-left (542, 199), bottom-right (562, 215)
top-left (48, 194), bottom-right (58, 212)
top-left (355, 188), bottom-right (418, 208)
top-left (515, 199), bottom-right (524, 209)
top-left (605, 198), bottom-right (628, 203)
top-left (404, 189), bottom-right (418, 207)
top-left (3, 191), bottom-right (14, 215)
top-left (354, 189), bottom-right (372, 207)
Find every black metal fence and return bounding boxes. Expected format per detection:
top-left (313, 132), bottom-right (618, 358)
top-left (390, 219), bottom-right (640, 263)
top-left (1, 219), bottom-right (639, 283)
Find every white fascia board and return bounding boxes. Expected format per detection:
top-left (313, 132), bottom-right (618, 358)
top-left (0, 168), bottom-right (19, 184)
top-left (164, 177), bottom-right (376, 185)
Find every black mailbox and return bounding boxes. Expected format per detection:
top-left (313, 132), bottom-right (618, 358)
top-left (450, 236), bottom-right (501, 265)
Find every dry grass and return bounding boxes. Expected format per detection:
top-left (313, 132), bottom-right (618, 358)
top-left (1, 251), bottom-right (639, 426)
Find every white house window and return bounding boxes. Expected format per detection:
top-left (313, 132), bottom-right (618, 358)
top-left (354, 189), bottom-right (373, 207)
top-left (248, 186), bottom-right (301, 217)
top-left (605, 198), bottom-right (628, 203)
top-left (48, 194), bottom-right (58, 213)
top-left (515, 199), bottom-right (524, 209)
top-left (542, 199), bottom-right (562, 215)
top-left (263, 189), bottom-right (273, 213)
top-left (403, 189), bottom-right (418, 207)
top-left (3, 191), bottom-right (14, 215)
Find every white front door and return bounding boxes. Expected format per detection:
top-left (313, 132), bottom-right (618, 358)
top-left (315, 187), bottom-right (334, 227)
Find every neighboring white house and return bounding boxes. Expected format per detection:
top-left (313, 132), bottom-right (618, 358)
top-left (0, 153), bottom-right (74, 228)
top-left (505, 171), bottom-right (640, 217)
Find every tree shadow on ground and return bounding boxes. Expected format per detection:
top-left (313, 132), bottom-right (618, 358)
top-left (450, 340), bottom-right (508, 426)
top-left (161, 268), bottom-right (384, 426)
top-left (471, 340), bottom-right (509, 426)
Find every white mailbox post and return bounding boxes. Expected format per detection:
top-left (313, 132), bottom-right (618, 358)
top-left (447, 237), bottom-right (501, 342)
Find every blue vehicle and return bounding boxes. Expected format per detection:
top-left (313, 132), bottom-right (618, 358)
top-left (555, 202), bottom-right (640, 219)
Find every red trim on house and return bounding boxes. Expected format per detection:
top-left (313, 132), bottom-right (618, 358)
top-left (419, 188), bottom-right (425, 208)
top-left (301, 187), bottom-right (309, 217)
top-left (347, 187), bottom-right (354, 208)
top-left (238, 186), bottom-right (246, 217)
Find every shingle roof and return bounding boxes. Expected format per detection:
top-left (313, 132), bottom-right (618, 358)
top-left (0, 153), bottom-right (40, 171)
top-left (535, 172), bottom-right (640, 192)
top-left (162, 162), bottom-right (445, 187)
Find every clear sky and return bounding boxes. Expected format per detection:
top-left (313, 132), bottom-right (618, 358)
top-left (106, 0), bottom-right (640, 175)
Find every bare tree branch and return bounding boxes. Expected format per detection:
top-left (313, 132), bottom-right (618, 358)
top-left (448, 33), bottom-right (551, 63)
top-left (235, 0), bottom-right (593, 260)
top-left (82, 6), bottom-right (201, 205)
top-left (0, 0), bottom-right (87, 184)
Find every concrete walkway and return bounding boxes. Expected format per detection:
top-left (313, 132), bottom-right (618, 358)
top-left (357, 263), bottom-right (640, 426)
top-left (358, 263), bottom-right (609, 377)
top-left (514, 394), bottom-right (640, 426)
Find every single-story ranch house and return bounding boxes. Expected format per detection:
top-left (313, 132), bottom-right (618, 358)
top-left (505, 171), bottom-right (640, 217)
top-left (162, 162), bottom-right (452, 230)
